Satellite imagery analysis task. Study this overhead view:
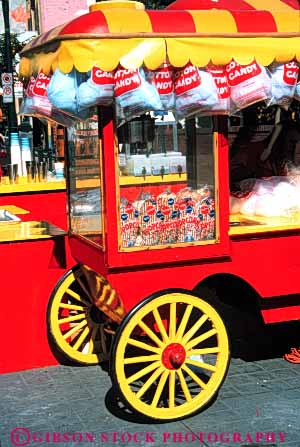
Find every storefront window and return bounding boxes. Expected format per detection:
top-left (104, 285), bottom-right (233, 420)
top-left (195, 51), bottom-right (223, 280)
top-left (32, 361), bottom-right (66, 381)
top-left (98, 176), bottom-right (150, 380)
top-left (117, 112), bottom-right (217, 250)
top-left (67, 111), bottom-right (103, 246)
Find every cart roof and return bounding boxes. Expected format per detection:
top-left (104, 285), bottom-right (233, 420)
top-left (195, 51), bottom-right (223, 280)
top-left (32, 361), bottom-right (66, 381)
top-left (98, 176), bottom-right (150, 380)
top-left (19, 0), bottom-right (300, 77)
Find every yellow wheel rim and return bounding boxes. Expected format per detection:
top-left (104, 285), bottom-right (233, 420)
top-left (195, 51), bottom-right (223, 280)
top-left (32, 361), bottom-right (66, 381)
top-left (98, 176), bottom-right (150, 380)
top-left (48, 267), bottom-right (107, 364)
top-left (113, 292), bottom-right (230, 420)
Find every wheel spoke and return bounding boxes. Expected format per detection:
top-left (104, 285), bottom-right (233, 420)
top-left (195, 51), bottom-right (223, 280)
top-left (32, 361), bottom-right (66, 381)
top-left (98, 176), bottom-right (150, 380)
top-left (126, 361), bottom-right (161, 384)
top-left (59, 303), bottom-right (85, 311)
top-left (182, 314), bottom-right (209, 344)
top-left (76, 275), bottom-right (94, 303)
top-left (127, 338), bottom-right (161, 354)
top-left (169, 302), bottom-right (177, 340)
top-left (187, 347), bottom-right (220, 355)
top-left (136, 366), bottom-right (164, 399)
top-left (151, 370), bottom-right (169, 408)
top-left (58, 313), bottom-right (86, 324)
top-left (124, 354), bottom-right (160, 365)
top-left (175, 304), bottom-right (193, 342)
top-left (182, 364), bottom-right (208, 389)
top-left (169, 370), bottom-right (176, 408)
top-left (88, 326), bottom-right (98, 354)
top-left (153, 308), bottom-right (169, 343)
top-left (66, 288), bottom-right (90, 306)
top-left (186, 359), bottom-right (217, 373)
top-left (72, 326), bottom-right (90, 351)
top-left (185, 328), bottom-right (217, 350)
top-left (138, 320), bottom-right (165, 348)
top-left (63, 319), bottom-right (87, 340)
top-left (176, 368), bottom-right (192, 402)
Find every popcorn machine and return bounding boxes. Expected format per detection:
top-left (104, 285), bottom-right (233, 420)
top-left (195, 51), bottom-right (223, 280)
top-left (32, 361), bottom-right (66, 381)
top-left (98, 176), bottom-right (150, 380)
top-left (19, 0), bottom-right (300, 420)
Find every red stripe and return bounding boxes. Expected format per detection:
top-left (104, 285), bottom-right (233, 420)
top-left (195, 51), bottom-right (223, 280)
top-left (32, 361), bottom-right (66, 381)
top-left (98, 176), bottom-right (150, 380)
top-left (166, 0), bottom-right (257, 10)
top-left (279, 0), bottom-right (300, 9)
top-left (147, 10), bottom-right (196, 32)
top-left (232, 11), bottom-right (278, 32)
top-left (60, 11), bottom-right (109, 35)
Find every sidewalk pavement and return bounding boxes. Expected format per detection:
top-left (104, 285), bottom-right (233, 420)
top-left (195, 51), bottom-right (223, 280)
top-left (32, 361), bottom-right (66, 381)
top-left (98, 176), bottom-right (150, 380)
top-left (1, 355), bottom-right (300, 447)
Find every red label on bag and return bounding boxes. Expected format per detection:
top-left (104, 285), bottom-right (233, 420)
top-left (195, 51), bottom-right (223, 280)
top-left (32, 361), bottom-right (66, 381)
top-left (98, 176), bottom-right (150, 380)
top-left (153, 64), bottom-right (174, 95)
top-left (32, 72), bottom-right (51, 97)
top-left (208, 66), bottom-right (230, 99)
top-left (91, 67), bottom-right (114, 85)
top-left (26, 76), bottom-right (36, 97)
top-left (114, 69), bottom-right (141, 97)
top-left (283, 62), bottom-right (299, 85)
top-left (226, 60), bottom-right (262, 87)
top-left (174, 63), bottom-right (201, 95)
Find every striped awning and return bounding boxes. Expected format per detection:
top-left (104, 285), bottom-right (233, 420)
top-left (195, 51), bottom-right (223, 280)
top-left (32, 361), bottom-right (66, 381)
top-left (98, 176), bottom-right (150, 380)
top-left (19, 0), bottom-right (300, 78)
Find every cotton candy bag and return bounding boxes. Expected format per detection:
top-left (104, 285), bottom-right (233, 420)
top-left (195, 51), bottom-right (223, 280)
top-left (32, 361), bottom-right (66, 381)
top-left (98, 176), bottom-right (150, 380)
top-left (206, 64), bottom-right (231, 115)
top-left (20, 76), bottom-right (36, 116)
top-left (267, 62), bottom-right (299, 109)
top-left (115, 67), bottom-right (163, 124)
top-left (174, 63), bottom-right (219, 119)
top-left (146, 63), bottom-right (175, 110)
top-left (77, 66), bottom-right (115, 109)
top-left (225, 60), bottom-right (271, 113)
top-left (31, 71), bottom-right (53, 117)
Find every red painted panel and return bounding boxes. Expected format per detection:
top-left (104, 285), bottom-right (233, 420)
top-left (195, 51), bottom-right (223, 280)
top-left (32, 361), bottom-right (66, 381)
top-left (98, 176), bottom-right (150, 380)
top-left (232, 11), bottom-right (277, 33)
top-left (60, 11), bottom-right (109, 35)
top-left (146, 10), bottom-right (196, 33)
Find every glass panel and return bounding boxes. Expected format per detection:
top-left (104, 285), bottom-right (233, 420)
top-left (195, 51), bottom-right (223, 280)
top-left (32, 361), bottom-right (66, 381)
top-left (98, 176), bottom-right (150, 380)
top-left (117, 112), bottom-right (216, 250)
top-left (229, 102), bottom-right (300, 231)
top-left (67, 111), bottom-right (103, 246)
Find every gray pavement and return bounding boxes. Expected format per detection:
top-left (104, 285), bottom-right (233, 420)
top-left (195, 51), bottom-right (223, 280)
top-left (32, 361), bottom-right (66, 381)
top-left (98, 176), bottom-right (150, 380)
top-left (1, 354), bottom-right (300, 447)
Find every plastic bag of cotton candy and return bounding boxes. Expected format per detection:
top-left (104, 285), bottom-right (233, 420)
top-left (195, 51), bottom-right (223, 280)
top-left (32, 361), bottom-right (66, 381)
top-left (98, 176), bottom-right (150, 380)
top-left (225, 60), bottom-right (271, 114)
top-left (267, 62), bottom-right (299, 109)
top-left (206, 64), bottom-right (231, 115)
top-left (114, 67), bottom-right (163, 124)
top-left (230, 177), bottom-right (300, 217)
top-left (174, 63), bottom-right (219, 119)
top-left (77, 66), bottom-right (115, 109)
top-left (47, 68), bottom-right (89, 121)
top-left (20, 76), bottom-right (37, 116)
top-left (145, 63), bottom-right (175, 110)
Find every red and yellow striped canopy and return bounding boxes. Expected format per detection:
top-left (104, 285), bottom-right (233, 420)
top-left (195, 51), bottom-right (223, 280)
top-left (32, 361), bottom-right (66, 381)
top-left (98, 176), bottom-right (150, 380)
top-left (19, 0), bottom-right (300, 78)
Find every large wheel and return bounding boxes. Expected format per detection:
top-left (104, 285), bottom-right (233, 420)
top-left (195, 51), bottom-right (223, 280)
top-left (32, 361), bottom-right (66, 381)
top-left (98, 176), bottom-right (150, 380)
top-left (111, 290), bottom-right (230, 420)
top-left (47, 265), bottom-right (110, 365)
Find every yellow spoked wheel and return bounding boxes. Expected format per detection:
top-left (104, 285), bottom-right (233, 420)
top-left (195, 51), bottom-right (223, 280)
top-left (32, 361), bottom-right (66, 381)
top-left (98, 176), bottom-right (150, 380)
top-left (111, 290), bottom-right (230, 420)
top-left (47, 265), bottom-right (109, 365)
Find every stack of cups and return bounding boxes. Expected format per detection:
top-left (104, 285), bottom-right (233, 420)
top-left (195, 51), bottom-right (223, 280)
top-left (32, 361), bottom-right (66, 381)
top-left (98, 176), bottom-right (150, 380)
top-left (10, 132), bottom-right (22, 176)
top-left (20, 135), bottom-right (32, 177)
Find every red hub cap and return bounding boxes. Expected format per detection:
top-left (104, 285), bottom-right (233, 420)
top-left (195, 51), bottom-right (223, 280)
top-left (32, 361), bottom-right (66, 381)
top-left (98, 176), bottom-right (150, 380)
top-left (162, 343), bottom-right (186, 370)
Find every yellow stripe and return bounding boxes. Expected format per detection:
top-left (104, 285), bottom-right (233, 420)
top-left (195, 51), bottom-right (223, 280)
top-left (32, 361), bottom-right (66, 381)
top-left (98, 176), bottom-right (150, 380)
top-left (189, 10), bottom-right (237, 33)
top-left (245, 0), bottom-right (300, 32)
top-left (103, 9), bottom-right (152, 33)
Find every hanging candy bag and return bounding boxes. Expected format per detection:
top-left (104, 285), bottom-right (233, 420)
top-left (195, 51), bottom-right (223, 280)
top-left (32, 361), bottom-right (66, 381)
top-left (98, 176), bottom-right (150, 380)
top-left (267, 62), bottom-right (299, 109)
top-left (174, 62), bottom-right (219, 119)
top-left (206, 64), bottom-right (231, 115)
top-left (114, 67), bottom-right (163, 124)
top-left (77, 66), bottom-right (115, 109)
top-left (31, 71), bottom-right (53, 117)
top-left (146, 63), bottom-right (175, 110)
top-left (19, 76), bottom-right (37, 116)
top-left (226, 60), bottom-right (271, 114)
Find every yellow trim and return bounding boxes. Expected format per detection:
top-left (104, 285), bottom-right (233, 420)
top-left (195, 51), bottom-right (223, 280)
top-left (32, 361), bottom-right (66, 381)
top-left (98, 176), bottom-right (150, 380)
top-left (189, 10), bottom-right (237, 33)
top-left (0, 220), bottom-right (65, 243)
top-left (90, 1), bottom-right (145, 11)
top-left (20, 35), bottom-right (300, 77)
top-left (246, 0), bottom-right (298, 13)
top-left (119, 173), bottom-right (187, 185)
top-left (0, 205), bottom-right (29, 214)
top-left (0, 179), bottom-right (65, 194)
top-left (229, 213), bottom-right (300, 236)
top-left (114, 292), bottom-right (230, 420)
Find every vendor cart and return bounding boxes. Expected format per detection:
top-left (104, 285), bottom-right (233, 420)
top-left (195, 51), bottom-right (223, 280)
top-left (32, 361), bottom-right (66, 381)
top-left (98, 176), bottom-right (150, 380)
top-left (19, 0), bottom-right (300, 420)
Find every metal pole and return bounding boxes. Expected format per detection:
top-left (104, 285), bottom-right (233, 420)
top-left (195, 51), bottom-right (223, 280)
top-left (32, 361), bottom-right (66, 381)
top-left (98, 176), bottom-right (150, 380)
top-left (1, 0), bottom-right (18, 145)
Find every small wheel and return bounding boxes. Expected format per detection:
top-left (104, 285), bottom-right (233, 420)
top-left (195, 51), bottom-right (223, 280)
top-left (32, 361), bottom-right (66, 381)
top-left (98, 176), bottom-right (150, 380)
top-left (47, 265), bottom-right (110, 365)
top-left (111, 290), bottom-right (230, 420)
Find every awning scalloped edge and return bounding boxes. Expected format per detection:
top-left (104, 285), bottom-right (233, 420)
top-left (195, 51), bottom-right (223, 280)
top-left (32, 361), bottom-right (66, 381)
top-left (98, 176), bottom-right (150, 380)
top-left (19, 36), bottom-right (300, 79)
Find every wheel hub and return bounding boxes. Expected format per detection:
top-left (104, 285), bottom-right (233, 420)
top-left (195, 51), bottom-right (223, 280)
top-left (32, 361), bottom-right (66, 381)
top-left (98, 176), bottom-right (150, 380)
top-left (162, 343), bottom-right (186, 370)
top-left (89, 305), bottom-right (105, 324)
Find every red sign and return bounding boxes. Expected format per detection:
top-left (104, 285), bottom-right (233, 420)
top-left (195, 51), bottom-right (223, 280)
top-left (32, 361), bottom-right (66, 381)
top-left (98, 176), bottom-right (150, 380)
top-left (174, 63), bottom-right (201, 96)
